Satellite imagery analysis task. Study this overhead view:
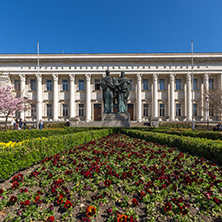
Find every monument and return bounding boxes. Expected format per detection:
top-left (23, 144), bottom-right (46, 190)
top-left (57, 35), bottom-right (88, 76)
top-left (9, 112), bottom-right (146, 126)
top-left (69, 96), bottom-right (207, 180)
top-left (101, 70), bottom-right (132, 127)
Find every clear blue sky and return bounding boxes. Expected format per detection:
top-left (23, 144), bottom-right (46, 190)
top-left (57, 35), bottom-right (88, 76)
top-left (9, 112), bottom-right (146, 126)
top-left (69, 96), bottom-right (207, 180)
top-left (0, 0), bottom-right (221, 54)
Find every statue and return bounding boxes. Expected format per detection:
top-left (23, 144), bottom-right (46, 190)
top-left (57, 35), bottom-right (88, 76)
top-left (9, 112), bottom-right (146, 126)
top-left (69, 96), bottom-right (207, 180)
top-left (100, 70), bottom-right (118, 113)
top-left (117, 71), bottom-right (132, 113)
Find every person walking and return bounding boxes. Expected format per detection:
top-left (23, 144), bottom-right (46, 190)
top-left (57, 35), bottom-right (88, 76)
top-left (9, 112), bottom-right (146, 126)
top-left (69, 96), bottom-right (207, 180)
top-left (11, 118), bottom-right (16, 130)
top-left (18, 118), bottom-right (23, 130)
top-left (39, 119), bottom-right (43, 129)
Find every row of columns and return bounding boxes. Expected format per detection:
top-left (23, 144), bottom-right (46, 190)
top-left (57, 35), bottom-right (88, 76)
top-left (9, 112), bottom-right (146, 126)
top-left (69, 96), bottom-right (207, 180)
top-left (19, 72), bottom-right (210, 122)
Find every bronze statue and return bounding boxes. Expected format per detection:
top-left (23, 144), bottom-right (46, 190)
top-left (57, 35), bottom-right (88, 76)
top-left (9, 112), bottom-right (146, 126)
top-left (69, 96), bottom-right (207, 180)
top-left (100, 70), bottom-right (118, 113)
top-left (117, 71), bottom-right (132, 113)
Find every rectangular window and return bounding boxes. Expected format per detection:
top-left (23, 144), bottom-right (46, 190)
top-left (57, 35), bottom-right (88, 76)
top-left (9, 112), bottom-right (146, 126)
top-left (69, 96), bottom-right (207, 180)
top-left (176, 79), bottom-right (181, 90)
top-left (31, 104), bottom-right (36, 117)
top-left (47, 80), bottom-right (52, 91)
top-left (143, 104), bottom-right (148, 116)
top-left (209, 108), bottom-right (214, 117)
top-left (143, 79), bottom-right (148, 90)
top-left (95, 79), bottom-right (100, 90)
top-left (129, 79), bottom-right (133, 90)
top-left (159, 79), bottom-right (165, 90)
top-left (159, 104), bottom-right (165, 116)
top-left (176, 104), bottom-right (181, 116)
top-left (79, 104), bottom-right (84, 116)
top-left (14, 80), bottom-right (20, 91)
top-left (193, 104), bottom-right (197, 116)
top-left (30, 79), bottom-right (36, 91)
top-left (62, 80), bottom-right (68, 91)
top-left (47, 104), bottom-right (52, 117)
top-left (193, 79), bottom-right (197, 90)
top-left (63, 104), bottom-right (68, 116)
top-left (209, 79), bottom-right (214, 90)
top-left (79, 80), bottom-right (84, 90)
top-left (15, 110), bottom-right (20, 117)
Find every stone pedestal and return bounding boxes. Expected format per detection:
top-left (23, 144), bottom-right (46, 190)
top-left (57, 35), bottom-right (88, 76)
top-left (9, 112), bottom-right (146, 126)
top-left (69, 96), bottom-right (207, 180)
top-left (102, 112), bottom-right (130, 127)
top-left (69, 117), bottom-right (80, 127)
top-left (150, 117), bottom-right (159, 127)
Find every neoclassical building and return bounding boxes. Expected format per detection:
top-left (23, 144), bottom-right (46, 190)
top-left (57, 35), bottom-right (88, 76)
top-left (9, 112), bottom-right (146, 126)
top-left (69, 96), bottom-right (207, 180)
top-left (0, 53), bottom-right (221, 123)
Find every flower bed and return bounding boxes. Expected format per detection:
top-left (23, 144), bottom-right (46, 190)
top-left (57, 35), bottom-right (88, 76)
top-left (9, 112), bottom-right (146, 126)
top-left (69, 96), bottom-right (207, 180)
top-left (0, 134), bottom-right (221, 221)
top-left (0, 129), bottom-right (113, 182)
top-left (121, 129), bottom-right (222, 166)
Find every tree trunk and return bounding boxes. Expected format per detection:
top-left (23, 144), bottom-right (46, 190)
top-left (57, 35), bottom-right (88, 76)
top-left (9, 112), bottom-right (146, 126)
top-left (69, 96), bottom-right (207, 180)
top-left (5, 115), bottom-right (8, 130)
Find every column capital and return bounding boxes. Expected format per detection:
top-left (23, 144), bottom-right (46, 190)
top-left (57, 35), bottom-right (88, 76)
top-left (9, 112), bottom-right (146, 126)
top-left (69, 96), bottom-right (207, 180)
top-left (36, 73), bottom-right (42, 81)
top-left (169, 73), bottom-right (176, 81)
top-left (85, 73), bottom-right (91, 81)
top-left (153, 73), bottom-right (159, 81)
top-left (137, 73), bottom-right (143, 81)
top-left (69, 73), bottom-right (75, 81)
top-left (19, 74), bottom-right (25, 82)
top-left (204, 73), bottom-right (210, 80)
top-left (186, 73), bottom-right (192, 81)
top-left (52, 73), bottom-right (58, 81)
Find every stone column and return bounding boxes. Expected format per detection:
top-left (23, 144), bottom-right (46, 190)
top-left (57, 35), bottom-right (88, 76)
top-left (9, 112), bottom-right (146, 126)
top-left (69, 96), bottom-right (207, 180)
top-left (85, 73), bottom-right (91, 122)
top-left (69, 74), bottom-right (75, 118)
top-left (137, 73), bottom-right (142, 122)
top-left (204, 73), bottom-right (210, 121)
top-left (170, 73), bottom-right (175, 121)
top-left (186, 73), bottom-right (192, 121)
top-left (19, 74), bottom-right (26, 120)
top-left (36, 74), bottom-right (42, 122)
top-left (52, 74), bottom-right (58, 121)
top-left (153, 73), bottom-right (159, 117)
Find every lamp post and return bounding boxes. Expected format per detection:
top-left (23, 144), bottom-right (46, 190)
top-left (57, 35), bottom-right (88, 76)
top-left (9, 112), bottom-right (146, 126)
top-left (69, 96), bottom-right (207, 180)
top-left (205, 96), bottom-right (209, 130)
top-left (23, 97), bottom-right (27, 121)
top-left (191, 40), bottom-right (195, 131)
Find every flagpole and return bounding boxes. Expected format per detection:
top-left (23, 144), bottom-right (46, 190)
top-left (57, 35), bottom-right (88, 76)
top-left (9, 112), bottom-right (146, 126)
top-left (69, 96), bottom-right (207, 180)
top-left (37, 42), bottom-right (39, 129)
top-left (191, 40), bottom-right (195, 131)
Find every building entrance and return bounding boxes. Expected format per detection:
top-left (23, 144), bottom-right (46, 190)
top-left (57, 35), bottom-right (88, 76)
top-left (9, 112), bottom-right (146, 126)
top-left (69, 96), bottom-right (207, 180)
top-left (127, 104), bottom-right (134, 120)
top-left (94, 104), bottom-right (101, 121)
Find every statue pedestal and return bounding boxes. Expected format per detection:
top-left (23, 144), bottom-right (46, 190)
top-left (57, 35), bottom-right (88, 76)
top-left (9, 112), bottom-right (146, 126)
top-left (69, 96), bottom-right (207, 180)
top-left (102, 112), bottom-right (130, 127)
top-left (69, 117), bottom-right (80, 127)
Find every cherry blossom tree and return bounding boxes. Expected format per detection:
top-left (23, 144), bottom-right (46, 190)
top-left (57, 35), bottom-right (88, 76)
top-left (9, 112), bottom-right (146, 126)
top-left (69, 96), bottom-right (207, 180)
top-left (0, 85), bottom-right (27, 129)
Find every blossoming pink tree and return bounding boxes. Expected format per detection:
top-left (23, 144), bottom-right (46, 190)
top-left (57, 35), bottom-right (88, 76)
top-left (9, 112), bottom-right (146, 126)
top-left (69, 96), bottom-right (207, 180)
top-left (0, 86), bottom-right (26, 129)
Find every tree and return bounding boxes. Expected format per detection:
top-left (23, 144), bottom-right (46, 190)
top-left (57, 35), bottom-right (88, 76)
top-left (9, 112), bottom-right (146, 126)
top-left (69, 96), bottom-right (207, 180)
top-left (0, 85), bottom-right (27, 129)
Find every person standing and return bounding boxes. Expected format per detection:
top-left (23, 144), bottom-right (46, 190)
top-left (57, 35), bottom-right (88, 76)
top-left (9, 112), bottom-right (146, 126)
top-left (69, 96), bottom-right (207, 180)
top-left (18, 118), bottom-right (23, 130)
top-left (39, 119), bottom-right (43, 129)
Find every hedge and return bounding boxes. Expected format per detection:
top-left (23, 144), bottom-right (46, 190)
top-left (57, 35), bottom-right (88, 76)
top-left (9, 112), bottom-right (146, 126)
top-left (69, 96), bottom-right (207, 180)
top-left (120, 129), bottom-right (222, 166)
top-left (0, 129), bottom-right (113, 182)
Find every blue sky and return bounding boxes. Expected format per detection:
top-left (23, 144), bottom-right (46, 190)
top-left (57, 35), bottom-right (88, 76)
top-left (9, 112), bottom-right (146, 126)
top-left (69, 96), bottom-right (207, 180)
top-left (0, 0), bottom-right (221, 54)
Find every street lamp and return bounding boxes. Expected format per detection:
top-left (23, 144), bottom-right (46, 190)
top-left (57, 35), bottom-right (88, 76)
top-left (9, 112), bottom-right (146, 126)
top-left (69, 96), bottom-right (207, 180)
top-left (205, 96), bottom-right (209, 130)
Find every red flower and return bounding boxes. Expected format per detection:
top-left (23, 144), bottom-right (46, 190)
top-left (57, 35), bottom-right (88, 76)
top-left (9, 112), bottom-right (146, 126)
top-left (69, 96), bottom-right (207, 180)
top-left (9, 196), bottom-right (17, 203)
top-left (179, 205), bottom-right (188, 215)
top-left (57, 194), bottom-right (64, 204)
top-left (213, 197), bottom-right (221, 205)
top-left (47, 216), bottom-right (55, 222)
top-left (12, 181), bottom-right (19, 189)
top-left (104, 179), bottom-right (111, 187)
top-left (117, 214), bottom-right (128, 222)
top-left (19, 188), bottom-right (28, 193)
top-left (25, 200), bottom-right (30, 205)
top-left (35, 196), bottom-right (42, 204)
top-left (132, 198), bottom-right (139, 206)
top-left (139, 190), bottom-right (146, 199)
top-left (64, 200), bottom-right (73, 208)
top-left (164, 202), bottom-right (172, 211)
top-left (0, 189), bottom-right (3, 195)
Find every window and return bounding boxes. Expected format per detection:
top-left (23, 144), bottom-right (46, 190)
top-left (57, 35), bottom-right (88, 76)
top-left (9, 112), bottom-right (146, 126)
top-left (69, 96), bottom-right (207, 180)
top-left (143, 104), bottom-right (148, 116)
top-left (47, 104), bottom-right (52, 116)
top-left (30, 79), bottom-right (36, 91)
top-left (14, 80), bottom-right (20, 91)
top-left (15, 110), bottom-right (20, 117)
top-left (79, 104), bottom-right (84, 116)
top-left (176, 104), bottom-right (181, 116)
top-left (62, 80), bottom-right (68, 90)
top-left (129, 79), bottom-right (133, 90)
top-left (63, 104), bottom-right (68, 116)
top-left (209, 79), bottom-right (214, 90)
top-left (143, 79), bottom-right (148, 90)
top-left (31, 104), bottom-right (36, 117)
top-left (79, 80), bottom-right (84, 90)
top-left (159, 104), bottom-right (165, 116)
top-left (193, 104), bottom-right (197, 116)
top-left (209, 108), bottom-right (214, 116)
top-left (192, 79), bottom-right (197, 90)
top-left (47, 80), bottom-right (52, 90)
top-left (95, 79), bottom-right (100, 90)
top-left (159, 79), bottom-right (165, 90)
top-left (176, 79), bottom-right (181, 90)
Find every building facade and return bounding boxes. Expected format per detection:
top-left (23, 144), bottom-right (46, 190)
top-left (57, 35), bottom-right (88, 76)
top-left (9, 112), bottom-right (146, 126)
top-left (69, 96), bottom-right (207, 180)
top-left (0, 53), bottom-right (222, 123)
